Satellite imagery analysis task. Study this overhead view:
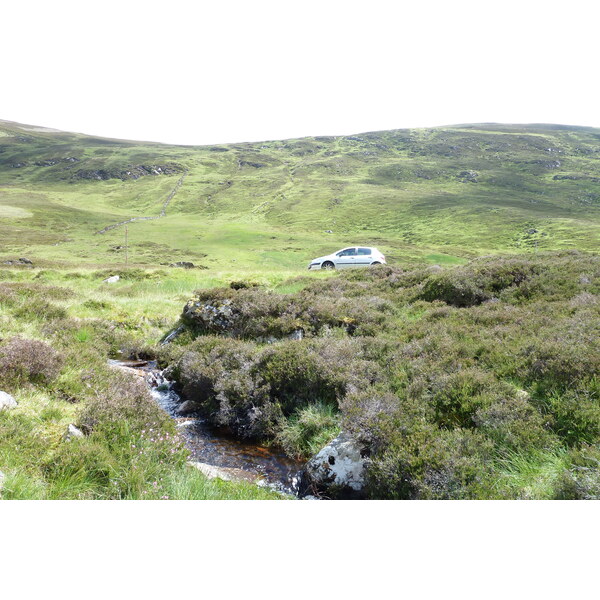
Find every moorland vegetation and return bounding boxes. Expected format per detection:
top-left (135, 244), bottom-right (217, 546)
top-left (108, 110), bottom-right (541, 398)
top-left (1, 120), bottom-right (598, 499)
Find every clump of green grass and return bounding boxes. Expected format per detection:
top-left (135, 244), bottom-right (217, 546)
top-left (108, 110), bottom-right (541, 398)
top-left (492, 448), bottom-right (571, 499)
top-left (276, 403), bottom-right (340, 459)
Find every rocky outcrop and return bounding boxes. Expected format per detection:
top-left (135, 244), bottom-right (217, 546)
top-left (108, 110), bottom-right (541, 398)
top-left (0, 391), bottom-right (17, 411)
top-left (73, 163), bottom-right (184, 181)
top-left (3, 257), bottom-right (34, 267)
top-left (182, 298), bottom-right (236, 334)
top-left (457, 170), bottom-right (478, 183)
top-left (301, 433), bottom-right (367, 499)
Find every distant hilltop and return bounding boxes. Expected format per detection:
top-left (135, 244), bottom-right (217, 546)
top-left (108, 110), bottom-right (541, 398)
top-left (1, 119), bottom-right (599, 268)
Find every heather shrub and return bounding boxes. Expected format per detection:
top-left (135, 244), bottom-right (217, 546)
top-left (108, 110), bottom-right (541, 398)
top-left (161, 251), bottom-right (600, 498)
top-left (366, 427), bottom-right (494, 499)
top-left (13, 298), bottom-right (68, 321)
top-left (79, 370), bottom-right (172, 435)
top-left (42, 317), bottom-right (143, 358)
top-left (553, 446), bottom-right (600, 499)
top-left (340, 389), bottom-right (401, 450)
top-left (177, 338), bottom-right (273, 437)
top-left (230, 280), bottom-right (259, 289)
top-left (0, 284), bottom-right (17, 306)
top-left (426, 368), bottom-right (501, 429)
top-left (256, 341), bottom-right (348, 411)
top-left (174, 336), bottom-right (382, 440)
top-left (82, 298), bottom-right (113, 310)
top-left (2, 282), bottom-right (76, 301)
top-left (0, 337), bottom-right (64, 387)
top-left (519, 315), bottom-right (600, 391)
top-left (419, 271), bottom-right (493, 307)
top-left (537, 387), bottom-right (600, 446)
top-left (181, 285), bottom-right (392, 339)
top-left (418, 259), bottom-right (540, 307)
top-left (472, 394), bottom-right (556, 450)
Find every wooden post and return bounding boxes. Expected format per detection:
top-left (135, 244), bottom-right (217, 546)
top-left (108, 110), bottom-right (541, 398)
top-left (125, 226), bottom-right (128, 266)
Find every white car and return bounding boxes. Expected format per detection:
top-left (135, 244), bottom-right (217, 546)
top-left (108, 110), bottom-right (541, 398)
top-left (308, 247), bottom-right (386, 270)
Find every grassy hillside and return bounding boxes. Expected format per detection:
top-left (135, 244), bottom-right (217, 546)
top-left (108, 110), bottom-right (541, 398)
top-left (1, 119), bottom-right (599, 269)
top-left (1, 119), bottom-right (598, 500)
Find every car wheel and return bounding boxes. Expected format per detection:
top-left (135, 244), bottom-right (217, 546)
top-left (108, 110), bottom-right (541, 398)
top-left (321, 261), bottom-right (335, 270)
top-left (371, 261), bottom-right (381, 266)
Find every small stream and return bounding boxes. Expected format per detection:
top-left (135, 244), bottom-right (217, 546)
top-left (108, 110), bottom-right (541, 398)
top-left (109, 359), bottom-right (304, 496)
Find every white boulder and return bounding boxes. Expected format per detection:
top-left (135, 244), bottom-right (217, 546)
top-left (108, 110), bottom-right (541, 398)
top-left (0, 391), bottom-right (17, 411)
top-left (302, 433), bottom-right (366, 498)
top-left (63, 424), bottom-right (84, 441)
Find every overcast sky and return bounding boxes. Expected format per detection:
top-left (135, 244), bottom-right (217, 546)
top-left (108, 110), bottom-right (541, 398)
top-left (2, 0), bottom-right (597, 146)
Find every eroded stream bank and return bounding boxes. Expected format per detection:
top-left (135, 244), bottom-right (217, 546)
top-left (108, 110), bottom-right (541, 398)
top-left (109, 359), bottom-right (304, 496)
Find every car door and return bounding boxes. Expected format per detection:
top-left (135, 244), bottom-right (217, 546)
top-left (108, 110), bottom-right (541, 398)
top-left (334, 247), bottom-right (358, 268)
top-left (356, 247), bottom-right (373, 265)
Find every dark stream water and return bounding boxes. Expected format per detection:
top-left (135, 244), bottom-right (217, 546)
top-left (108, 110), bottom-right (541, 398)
top-left (109, 359), bottom-right (304, 496)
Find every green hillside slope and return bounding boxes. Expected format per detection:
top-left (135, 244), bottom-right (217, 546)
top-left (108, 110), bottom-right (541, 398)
top-left (1, 119), bottom-right (599, 268)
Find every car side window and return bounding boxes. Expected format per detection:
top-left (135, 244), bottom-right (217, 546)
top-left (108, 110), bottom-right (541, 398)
top-left (338, 248), bottom-right (357, 256)
top-left (358, 248), bottom-right (371, 255)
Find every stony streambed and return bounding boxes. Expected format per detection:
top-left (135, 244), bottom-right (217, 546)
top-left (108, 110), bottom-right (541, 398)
top-left (109, 359), bottom-right (304, 496)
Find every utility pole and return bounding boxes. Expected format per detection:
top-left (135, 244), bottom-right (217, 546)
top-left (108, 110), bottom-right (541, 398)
top-left (125, 226), bottom-right (128, 267)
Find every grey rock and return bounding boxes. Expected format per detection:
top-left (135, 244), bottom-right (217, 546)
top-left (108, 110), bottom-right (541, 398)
top-left (187, 461), bottom-right (261, 484)
top-left (458, 170), bottom-right (478, 183)
top-left (63, 424), bottom-right (84, 441)
top-left (103, 275), bottom-right (120, 283)
top-left (0, 391), bottom-right (17, 411)
top-left (302, 433), bottom-right (366, 498)
top-left (182, 298), bottom-right (236, 333)
top-left (288, 329), bottom-right (304, 341)
top-left (3, 258), bottom-right (33, 267)
top-left (178, 400), bottom-right (201, 415)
